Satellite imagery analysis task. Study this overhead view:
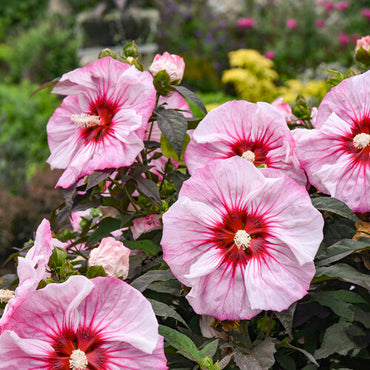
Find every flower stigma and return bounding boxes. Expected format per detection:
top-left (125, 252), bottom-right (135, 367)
top-left (234, 230), bottom-right (251, 250)
top-left (71, 113), bottom-right (103, 129)
top-left (241, 150), bottom-right (255, 163)
top-left (0, 289), bottom-right (15, 303)
top-left (69, 349), bottom-right (88, 370)
top-left (353, 132), bottom-right (370, 149)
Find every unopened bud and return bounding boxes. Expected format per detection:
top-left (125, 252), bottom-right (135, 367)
top-left (98, 48), bottom-right (117, 59)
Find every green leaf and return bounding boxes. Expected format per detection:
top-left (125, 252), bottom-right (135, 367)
top-left (315, 263), bottom-right (370, 289)
top-left (311, 197), bottom-right (360, 223)
top-left (314, 321), bottom-right (365, 359)
top-left (274, 303), bottom-right (296, 339)
top-left (86, 265), bottom-right (107, 278)
top-left (148, 279), bottom-right (183, 296)
top-left (159, 325), bottom-right (202, 362)
top-left (135, 176), bottom-right (161, 205)
top-left (199, 340), bottom-right (219, 359)
top-left (282, 343), bottom-right (318, 366)
top-left (85, 217), bottom-right (121, 246)
top-left (131, 269), bottom-right (175, 292)
top-left (148, 298), bottom-right (188, 327)
top-left (172, 85), bottom-right (207, 115)
top-left (161, 133), bottom-right (190, 162)
top-left (124, 239), bottom-right (161, 256)
top-left (316, 238), bottom-right (370, 266)
top-left (29, 77), bottom-right (59, 98)
top-left (234, 338), bottom-right (276, 370)
top-left (310, 292), bottom-right (355, 322)
top-left (156, 106), bottom-right (188, 158)
top-left (86, 169), bottom-right (112, 190)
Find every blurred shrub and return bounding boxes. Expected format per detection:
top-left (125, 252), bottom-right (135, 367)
top-left (221, 48), bottom-right (328, 105)
top-left (0, 168), bottom-right (63, 264)
top-left (0, 0), bottom-right (48, 40)
top-left (0, 80), bottom-right (59, 192)
top-left (0, 18), bottom-right (78, 84)
top-left (222, 49), bottom-right (280, 103)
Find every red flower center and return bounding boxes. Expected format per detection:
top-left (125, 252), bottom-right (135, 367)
top-left (230, 140), bottom-right (272, 166)
top-left (79, 99), bottom-right (117, 142)
top-left (344, 116), bottom-right (370, 162)
top-left (48, 326), bottom-right (107, 370)
top-left (210, 208), bottom-right (271, 267)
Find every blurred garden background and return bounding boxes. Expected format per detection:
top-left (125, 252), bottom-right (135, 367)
top-left (0, 0), bottom-right (369, 267)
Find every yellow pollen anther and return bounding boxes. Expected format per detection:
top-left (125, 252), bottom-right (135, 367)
top-left (353, 133), bottom-right (370, 150)
top-left (69, 349), bottom-right (88, 370)
top-left (234, 230), bottom-right (251, 250)
top-left (241, 150), bottom-right (255, 163)
top-left (71, 113), bottom-right (103, 129)
top-left (0, 289), bottom-right (15, 303)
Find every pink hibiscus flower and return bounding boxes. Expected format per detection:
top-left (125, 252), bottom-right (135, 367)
top-left (0, 275), bottom-right (167, 369)
top-left (161, 157), bottom-right (323, 320)
top-left (47, 56), bottom-right (156, 188)
top-left (295, 71), bottom-right (370, 213)
top-left (0, 219), bottom-right (53, 331)
top-left (184, 100), bottom-right (307, 186)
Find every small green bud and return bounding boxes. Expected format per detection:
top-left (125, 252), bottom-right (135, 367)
top-left (153, 70), bottom-right (172, 95)
top-left (98, 48), bottom-right (117, 59)
top-left (124, 56), bottom-right (144, 71)
top-left (49, 247), bottom-right (67, 269)
top-left (122, 41), bottom-right (140, 59)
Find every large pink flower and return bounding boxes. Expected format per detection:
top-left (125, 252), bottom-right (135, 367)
top-left (295, 71), bottom-right (370, 212)
top-left (0, 275), bottom-right (167, 369)
top-left (47, 56), bottom-right (156, 188)
top-left (161, 157), bottom-right (323, 320)
top-left (0, 219), bottom-right (53, 331)
top-left (184, 100), bottom-right (307, 186)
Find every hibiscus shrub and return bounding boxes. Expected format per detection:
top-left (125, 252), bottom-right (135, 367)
top-left (0, 40), bottom-right (369, 369)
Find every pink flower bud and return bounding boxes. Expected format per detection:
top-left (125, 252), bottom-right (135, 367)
top-left (131, 214), bottom-right (161, 240)
top-left (237, 17), bottom-right (255, 28)
top-left (315, 19), bottom-right (325, 28)
top-left (286, 19), bottom-right (297, 29)
top-left (264, 50), bottom-right (275, 59)
top-left (336, 1), bottom-right (348, 11)
top-left (89, 237), bottom-right (130, 278)
top-left (149, 52), bottom-right (185, 84)
top-left (356, 35), bottom-right (370, 53)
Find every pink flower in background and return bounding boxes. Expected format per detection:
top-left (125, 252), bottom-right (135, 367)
top-left (47, 56), bottom-right (156, 188)
top-left (0, 219), bottom-right (53, 331)
top-left (361, 8), bottom-right (370, 20)
top-left (355, 35), bottom-right (370, 52)
top-left (161, 157), bottom-right (323, 320)
top-left (149, 52), bottom-right (185, 84)
top-left (0, 276), bottom-right (167, 369)
top-left (295, 71), bottom-right (370, 212)
top-left (336, 1), bottom-right (348, 10)
top-left (338, 32), bottom-right (349, 44)
top-left (315, 19), bottom-right (325, 28)
top-left (271, 97), bottom-right (293, 123)
top-left (264, 50), bottom-right (275, 59)
top-left (89, 237), bottom-right (131, 278)
top-left (184, 100), bottom-right (307, 186)
top-left (132, 214), bottom-right (161, 240)
top-left (237, 17), bottom-right (255, 28)
top-left (286, 19), bottom-right (297, 29)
